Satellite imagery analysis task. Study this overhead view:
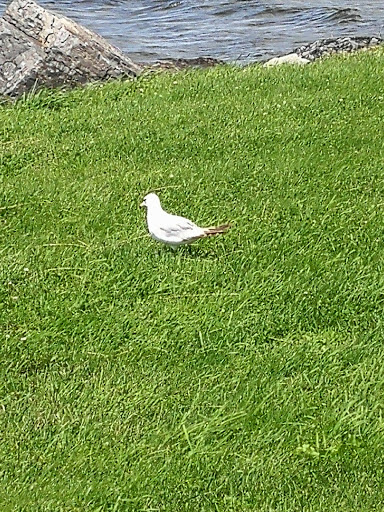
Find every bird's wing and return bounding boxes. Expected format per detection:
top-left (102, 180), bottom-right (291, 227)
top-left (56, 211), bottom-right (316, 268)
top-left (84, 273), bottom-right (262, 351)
top-left (159, 213), bottom-right (203, 242)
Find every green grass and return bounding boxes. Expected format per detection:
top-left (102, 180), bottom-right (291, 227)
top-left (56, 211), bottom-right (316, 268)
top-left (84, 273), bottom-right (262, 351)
top-left (1, 49), bottom-right (384, 510)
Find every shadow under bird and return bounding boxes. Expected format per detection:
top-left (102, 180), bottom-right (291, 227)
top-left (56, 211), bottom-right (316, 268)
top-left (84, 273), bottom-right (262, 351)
top-left (140, 193), bottom-right (231, 247)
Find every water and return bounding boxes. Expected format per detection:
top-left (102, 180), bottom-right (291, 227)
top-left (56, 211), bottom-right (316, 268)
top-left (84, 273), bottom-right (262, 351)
top-left (1, 0), bottom-right (383, 64)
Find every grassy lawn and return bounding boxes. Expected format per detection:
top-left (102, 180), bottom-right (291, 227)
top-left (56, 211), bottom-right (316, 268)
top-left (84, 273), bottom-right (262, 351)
top-left (1, 49), bottom-right (384, 511)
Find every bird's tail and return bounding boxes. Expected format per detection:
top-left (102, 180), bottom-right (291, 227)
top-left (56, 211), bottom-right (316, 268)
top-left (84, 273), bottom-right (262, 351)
top-left (203, 224), bottom-right (231, 237)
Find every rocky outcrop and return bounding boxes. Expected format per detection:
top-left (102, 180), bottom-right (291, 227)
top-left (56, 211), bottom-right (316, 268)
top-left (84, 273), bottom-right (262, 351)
top-left (264, 36), bottom-right (383, 66)
top-left (294, 36), bottom-right (383, 62)
top-left (0, 0), bottom-right (142, 97)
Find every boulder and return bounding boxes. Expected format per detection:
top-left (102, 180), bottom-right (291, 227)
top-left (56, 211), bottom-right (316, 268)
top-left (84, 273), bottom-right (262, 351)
top-left (264, 53), bottom-right (310, 67)
top-left (0, 0), bottom-right (142, 98)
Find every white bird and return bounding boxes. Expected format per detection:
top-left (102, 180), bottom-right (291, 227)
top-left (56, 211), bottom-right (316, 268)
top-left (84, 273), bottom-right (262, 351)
top-left (140, 193), bottom-right (230, 247)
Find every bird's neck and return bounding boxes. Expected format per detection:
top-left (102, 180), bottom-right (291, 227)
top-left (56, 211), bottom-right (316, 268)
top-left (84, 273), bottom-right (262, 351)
top-left (147, 204), bottom-right (164, 221)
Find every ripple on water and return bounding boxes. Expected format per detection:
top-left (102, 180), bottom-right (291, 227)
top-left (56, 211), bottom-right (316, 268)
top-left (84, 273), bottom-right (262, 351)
top-left (0, 0), bottom-right (383, 63)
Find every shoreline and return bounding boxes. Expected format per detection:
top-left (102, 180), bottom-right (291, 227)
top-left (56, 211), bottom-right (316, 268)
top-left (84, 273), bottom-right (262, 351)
top-left (1, 0), bottom-right (383, 98)
top-left (141, 36), bottom-right (384, 72)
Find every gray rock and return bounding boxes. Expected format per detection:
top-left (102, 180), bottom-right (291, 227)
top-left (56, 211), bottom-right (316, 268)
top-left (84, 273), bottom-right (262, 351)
top-left (0, 0), bottom-right (142, 98)
top-left (143, 57), bottom-right (225, 72)
top-left (264, 53), bottom-right (310, 67)
top-left (294, 36), bottom-right (383, 62)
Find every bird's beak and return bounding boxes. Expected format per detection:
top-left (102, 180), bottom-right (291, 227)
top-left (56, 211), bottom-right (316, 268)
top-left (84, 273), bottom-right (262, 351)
top-left (140, 201), bottom-right (145, 208)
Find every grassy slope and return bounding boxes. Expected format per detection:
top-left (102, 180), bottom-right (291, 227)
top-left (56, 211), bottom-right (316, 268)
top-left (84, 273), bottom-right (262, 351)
top-left (1, 50), bottom-right (384, 511)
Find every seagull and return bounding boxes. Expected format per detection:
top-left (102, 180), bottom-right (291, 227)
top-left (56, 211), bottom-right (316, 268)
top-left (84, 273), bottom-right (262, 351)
top-left (140, 193), bottom-right (231, 247)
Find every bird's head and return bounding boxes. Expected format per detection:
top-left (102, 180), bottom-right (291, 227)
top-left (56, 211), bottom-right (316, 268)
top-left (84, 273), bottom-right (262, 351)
top-left (140, 193), bottom-right (161, 209)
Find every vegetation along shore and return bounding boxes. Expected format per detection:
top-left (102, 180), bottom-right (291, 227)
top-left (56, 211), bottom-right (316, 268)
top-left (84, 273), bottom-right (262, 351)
top-left (1, 46), bottom-right (384, 510)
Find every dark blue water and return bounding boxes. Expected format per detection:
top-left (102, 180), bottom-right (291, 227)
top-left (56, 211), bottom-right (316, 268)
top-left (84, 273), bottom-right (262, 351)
top-left (1, 0), bottom-right (383, 63)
